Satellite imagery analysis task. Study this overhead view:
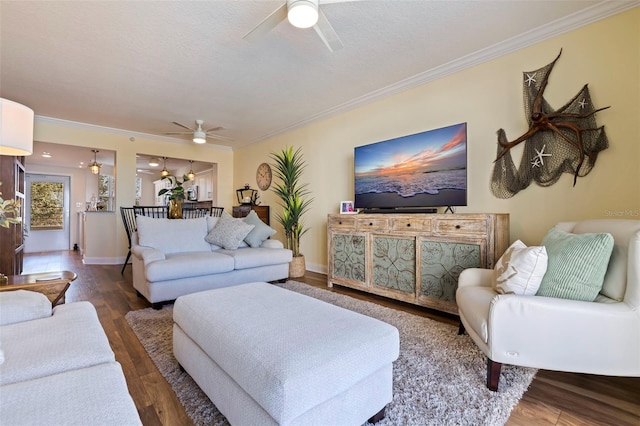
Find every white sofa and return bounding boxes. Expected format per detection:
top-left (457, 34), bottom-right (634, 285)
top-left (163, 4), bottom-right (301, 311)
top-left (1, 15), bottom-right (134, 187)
top-left (0, 290), bottom-right (141, 425)
top-left (131, 213), bottom-right (293, 308)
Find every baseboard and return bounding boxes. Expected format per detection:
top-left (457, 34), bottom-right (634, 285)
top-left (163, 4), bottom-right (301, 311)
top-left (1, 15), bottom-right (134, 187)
top-left (305, 261), bottom-right (327, 275)
top-left (82, 256), bottom-right (123, 265)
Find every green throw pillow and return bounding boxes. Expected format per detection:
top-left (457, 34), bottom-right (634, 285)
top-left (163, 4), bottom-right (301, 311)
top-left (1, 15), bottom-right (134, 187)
top-left (243, 210), bottom-right (276, 248)
top-left (536, 228), bottom-right (614, 302)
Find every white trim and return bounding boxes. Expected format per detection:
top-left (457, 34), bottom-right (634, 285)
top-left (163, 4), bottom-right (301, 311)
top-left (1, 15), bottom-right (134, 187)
top-left (82, 256), bottom-right (123, 265)
top-left (306, 261), bottom-right (327, 275)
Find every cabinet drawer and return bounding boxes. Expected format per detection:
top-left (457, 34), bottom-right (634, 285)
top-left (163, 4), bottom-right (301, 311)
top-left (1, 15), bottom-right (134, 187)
top-left (356, 218), bottom-right (389, 231)
top-left (328, 216), bottom-right (357, 229)
top-left (391, 218), bottom-right (431, 232)
top-left (434, 219), bottom-right (487, 235)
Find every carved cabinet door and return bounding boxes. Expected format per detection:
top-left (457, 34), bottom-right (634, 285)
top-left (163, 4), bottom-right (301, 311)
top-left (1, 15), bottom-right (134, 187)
top-left (418, 236), bottom-right (486, 312)
top-left (371, 234), bottom-right (417, 302)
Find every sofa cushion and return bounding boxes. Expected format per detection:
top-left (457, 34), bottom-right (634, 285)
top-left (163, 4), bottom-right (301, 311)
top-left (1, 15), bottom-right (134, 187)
top-left (137, 216), bottom-right (210, 254)
top-left (493, 240), bottom-right (547, 296)
top-left (145, 251), bottom-right (235, 282)
top-left (218, 247), bottom-right (293, 270)
top-left (0, 301), bottom-right (115, 386)
top-left (536, 228), bottom-right (614, 302)
top-left (0, 290), bottom-right (52, 326)
top-left (205, 212), bottom-right (255, 250)
top-left (0, 362), bottom-right (142, 426)
top-left (243, 210), bottom-right (276, 248)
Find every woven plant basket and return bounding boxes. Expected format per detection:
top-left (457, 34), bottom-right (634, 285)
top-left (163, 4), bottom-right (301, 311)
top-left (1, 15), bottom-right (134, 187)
top-left (289, 255), bottom-right (306, 278)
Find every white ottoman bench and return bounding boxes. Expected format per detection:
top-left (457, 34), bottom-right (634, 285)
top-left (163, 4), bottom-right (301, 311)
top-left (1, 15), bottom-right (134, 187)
top-left (173, 282), bottom-right (400, 426)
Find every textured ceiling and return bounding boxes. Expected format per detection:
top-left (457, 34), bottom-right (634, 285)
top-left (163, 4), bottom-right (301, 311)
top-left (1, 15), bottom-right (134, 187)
top-left (1, 0), bottom-right (636, 159)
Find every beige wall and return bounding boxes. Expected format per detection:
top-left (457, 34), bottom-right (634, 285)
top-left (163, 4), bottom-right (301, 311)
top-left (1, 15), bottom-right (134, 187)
top-left (32, 120), bottom-right (234, 263)
top-left (234, 9), bottom-right (640, 273)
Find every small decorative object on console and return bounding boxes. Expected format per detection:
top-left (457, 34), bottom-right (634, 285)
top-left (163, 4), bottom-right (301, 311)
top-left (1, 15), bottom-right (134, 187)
top-left (236, 184), bottom-right (259, 205)
top-left (340, 201), bottom-right (356, 214)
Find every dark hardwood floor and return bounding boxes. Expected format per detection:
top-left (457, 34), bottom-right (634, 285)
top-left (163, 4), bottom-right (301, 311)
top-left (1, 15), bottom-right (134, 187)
top-left (23, 251), bottom-right (640, 426)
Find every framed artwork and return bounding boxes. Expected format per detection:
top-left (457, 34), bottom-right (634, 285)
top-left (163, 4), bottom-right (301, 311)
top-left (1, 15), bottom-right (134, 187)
top-left (340, 201), bottom-right (356, 214)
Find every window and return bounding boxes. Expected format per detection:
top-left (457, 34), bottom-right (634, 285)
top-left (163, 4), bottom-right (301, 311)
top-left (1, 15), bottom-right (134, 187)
top-left (99, 174), bottom-right (115, 211)
top-left (30, 181), bottom-right (64, 230)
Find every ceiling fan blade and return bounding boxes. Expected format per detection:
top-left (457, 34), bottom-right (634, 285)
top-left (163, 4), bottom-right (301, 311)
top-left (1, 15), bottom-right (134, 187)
top-left (172, 121), bottom-right (194, 131)
top-left (206, 134), bottom-right (234, 142)
top-left (243, 2), bottom-right (287, 42)
top-left (313, 9), bottom-right (343, 52)
top-left (164, 131), bottom-right (193, 135)
top-left (204, 126), bottom-right (223, 132)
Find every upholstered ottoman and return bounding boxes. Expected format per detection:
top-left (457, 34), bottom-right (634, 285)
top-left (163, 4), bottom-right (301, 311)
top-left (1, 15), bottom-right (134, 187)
top-left (173, 282), bottom-right (399, 425)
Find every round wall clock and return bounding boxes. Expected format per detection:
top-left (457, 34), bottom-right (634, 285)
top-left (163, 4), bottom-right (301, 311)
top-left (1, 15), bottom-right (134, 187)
top-left (256, 162), bottom-right (272, 191)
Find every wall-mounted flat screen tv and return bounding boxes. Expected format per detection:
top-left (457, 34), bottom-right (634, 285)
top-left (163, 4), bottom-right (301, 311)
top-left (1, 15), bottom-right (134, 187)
top-left (354, 122), bottom-right (467, 212)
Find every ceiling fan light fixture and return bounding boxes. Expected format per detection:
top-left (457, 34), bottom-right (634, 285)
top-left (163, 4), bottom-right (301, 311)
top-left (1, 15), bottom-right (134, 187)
top-left (193, 130), bottom-right (207, 144)
top-left (287, 0), bottom-right (318, 29)
top-left (148, 157), bottom-right (160, 167)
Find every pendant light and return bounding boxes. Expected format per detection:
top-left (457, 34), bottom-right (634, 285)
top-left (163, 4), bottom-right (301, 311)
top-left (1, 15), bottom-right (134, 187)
top-left (187, 160), bottom-right (195, 181)
top-left (88, 149), bottom-right (101, 175)
top-left (0, 98), bottom-right (34, 156)
top-left (161, 157), bottom-right (170, 177)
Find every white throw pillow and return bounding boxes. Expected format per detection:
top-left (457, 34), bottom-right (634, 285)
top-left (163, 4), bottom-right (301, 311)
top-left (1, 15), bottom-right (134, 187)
top-left (493, 240), bottom-right (548, 295)
top-left (205, 212), bottom-right (255, 250)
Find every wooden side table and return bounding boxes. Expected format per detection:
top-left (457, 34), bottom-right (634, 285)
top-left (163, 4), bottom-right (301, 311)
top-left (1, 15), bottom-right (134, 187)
top-left (232, 205), bottom-right (270, 225)
top-left (0, 270), bottom-right (77, 306)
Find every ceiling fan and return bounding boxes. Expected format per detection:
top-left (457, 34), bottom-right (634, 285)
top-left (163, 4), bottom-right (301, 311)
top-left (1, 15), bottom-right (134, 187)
top-left (164, 120), bottom-right (232, 143)
top-left (243, 0), bottom-right (354, 52)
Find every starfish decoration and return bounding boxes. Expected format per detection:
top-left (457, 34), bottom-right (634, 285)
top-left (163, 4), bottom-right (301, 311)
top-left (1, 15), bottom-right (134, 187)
top-left (491, 49), bottom-right (610, 198)
top-left (493, 49), bottom-right (610, 189)
top-left (525, 73), bottom-right (537, 86)
top-left (531, 144), bottom-right (552, 167)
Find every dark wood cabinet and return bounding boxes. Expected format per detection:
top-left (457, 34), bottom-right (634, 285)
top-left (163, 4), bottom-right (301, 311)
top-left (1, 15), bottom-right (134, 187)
top-left (232, 205), bottom-right (270, 225)
top-left (183, 201), bottom-right (214, 210)
top-left (0, 156), bottom-right (26, 276)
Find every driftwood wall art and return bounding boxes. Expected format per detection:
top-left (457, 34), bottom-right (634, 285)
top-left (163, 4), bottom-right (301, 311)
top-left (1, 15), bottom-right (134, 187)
top-left (491, 50), bottom-right (610, 199)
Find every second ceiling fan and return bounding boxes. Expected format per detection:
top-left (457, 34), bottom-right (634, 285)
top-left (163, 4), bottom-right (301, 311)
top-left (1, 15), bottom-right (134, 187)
top-left (243, 0), bottom-right (353, 52)
top-left (165, 120), bottom-right (232, 143)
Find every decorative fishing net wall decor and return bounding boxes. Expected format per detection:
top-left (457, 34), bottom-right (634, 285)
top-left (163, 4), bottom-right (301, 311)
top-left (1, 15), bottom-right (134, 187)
top-left (491, 50), bottom-right (610, 199)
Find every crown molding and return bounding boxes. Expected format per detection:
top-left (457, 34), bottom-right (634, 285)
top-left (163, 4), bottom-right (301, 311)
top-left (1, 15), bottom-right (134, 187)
top-left (35, 115), bottom-right (233, 151)
top-left (255, 0), bottom-right (639, 144)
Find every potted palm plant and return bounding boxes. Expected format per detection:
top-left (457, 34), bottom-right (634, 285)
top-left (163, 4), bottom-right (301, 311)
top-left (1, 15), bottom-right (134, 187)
top-left (270, 146), bottom-right (313, 278)
top-left (158, 174), bottom-right (190, 219)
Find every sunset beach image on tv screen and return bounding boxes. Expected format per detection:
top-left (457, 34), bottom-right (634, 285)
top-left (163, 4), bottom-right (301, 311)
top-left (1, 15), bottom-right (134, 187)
top-left (354, 122), bottom-right (467, 209)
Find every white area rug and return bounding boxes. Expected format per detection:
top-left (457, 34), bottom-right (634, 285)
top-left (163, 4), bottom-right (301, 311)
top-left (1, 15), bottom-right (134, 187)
top-left (125, 281), bottom-right (536, 425)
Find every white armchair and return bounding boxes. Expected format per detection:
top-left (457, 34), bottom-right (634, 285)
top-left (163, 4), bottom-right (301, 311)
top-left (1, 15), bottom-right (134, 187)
top-left (456, 219), bottom-right (640, 391)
